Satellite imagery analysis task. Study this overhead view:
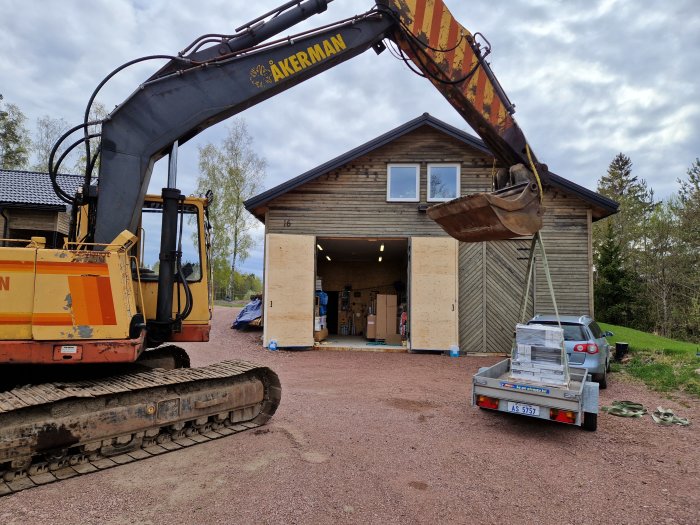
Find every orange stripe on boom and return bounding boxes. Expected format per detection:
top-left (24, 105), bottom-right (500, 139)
top-left (429, 0), bottom-right (445, 47)
top-left (412, 0), bottom-right (427, 36)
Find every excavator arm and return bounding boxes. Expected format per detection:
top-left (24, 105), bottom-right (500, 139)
top-left (94, 5), bottom-right (394, 245)
top-left (378, 0), bottom-right (546, 241)
top-left (91, 0), bottom-right (543, 246)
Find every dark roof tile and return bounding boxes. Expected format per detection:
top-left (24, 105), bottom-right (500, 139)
top-left (0, 169), bottom-right (83, 209)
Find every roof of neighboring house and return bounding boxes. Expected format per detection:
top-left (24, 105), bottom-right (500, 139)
top-left (245, 113), bottom-right (619, 221)
top-left (0, 169), bottom-right (83, 210)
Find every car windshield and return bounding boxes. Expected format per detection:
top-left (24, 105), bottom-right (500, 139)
top-left (530, 322), bottom-right (587, 341)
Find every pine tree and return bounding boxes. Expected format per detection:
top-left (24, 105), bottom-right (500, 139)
top-left (670, 159), bottom-right (700, 339)
top-left (594, 221), bottom-right (640, 325)
top-left (594, 153), bottom-right (653, 261)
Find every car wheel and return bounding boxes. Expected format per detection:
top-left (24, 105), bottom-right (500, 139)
top-left (582, 412), bottom-right (597, 431)
top-left (592, 368), bottom-right (608, 389)
top-left (606, 352), bottom-right (611, 372)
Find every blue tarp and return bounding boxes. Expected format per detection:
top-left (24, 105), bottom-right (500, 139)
top-left (315, 291), bottom-right (328, 315)
top-left (232, 298), bottom-right (262, 329)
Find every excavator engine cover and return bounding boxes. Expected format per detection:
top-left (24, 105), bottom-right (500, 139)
top-left (427, 182), bottom-right (543, 242)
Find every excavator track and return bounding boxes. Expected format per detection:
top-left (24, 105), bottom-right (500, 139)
top-left (0, 360), bottom-right (281, 496)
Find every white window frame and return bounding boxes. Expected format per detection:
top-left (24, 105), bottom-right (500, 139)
top-left (386, 164), bottom-right (420, 202)
top-left (427, 163), bottom-right (461, 202)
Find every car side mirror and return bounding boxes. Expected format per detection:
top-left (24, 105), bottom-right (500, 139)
top-left (604, 331), bottom-right (614, 337)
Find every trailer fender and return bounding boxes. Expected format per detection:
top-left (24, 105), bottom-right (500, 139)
top-left (582, 380), bottom-right (599, 414)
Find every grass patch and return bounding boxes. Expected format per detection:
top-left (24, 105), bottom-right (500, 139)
top-left (600, 322), bottom-right (700, 397)
top-left (214, 299), bottom-right (248, 308)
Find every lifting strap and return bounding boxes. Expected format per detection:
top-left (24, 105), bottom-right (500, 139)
top-left (602, 401), bottom-right (690, 426)
top-left (518, 231), bottom-right (561, 326)
top-left (602, 400), bottom-right (648, 418)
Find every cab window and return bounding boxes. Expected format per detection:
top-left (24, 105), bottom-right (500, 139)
top-left (138, 202), bottom-right (202, 281)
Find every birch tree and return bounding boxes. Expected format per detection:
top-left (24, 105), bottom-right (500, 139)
top-left (195, 120), bottom-right (265, 298)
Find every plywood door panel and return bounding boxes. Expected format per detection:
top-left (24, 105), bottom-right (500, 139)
top-left (410, 236), bottom-right (458, 351)
top-left (263, 233), bottom-right (315, 348)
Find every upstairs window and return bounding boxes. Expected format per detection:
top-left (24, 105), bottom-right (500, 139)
top-left (428, 164), bottom-right (460, 201)
top-left (387, 164), bottom-right (419, 202)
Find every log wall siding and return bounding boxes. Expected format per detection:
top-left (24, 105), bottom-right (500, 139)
top-left (262, 125), bottom-right (594, 354)
top-left (7, 209), bottom-right (59, 232)
top-left (265, 127), bottom-right (493, 237)
top-left (534, 190), bottom-right (592, 318)
top-left (56, 211), bottom-right (70, 235)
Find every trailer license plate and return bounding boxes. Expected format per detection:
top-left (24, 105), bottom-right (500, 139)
top-left (507, 402), bottom-right (540, 416)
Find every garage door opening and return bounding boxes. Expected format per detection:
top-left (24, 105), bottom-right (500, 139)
top-left (315, 237), bottom-right (408, 351)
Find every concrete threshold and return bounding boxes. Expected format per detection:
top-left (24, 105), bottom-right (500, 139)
top-left (313, 335), bottom-right (407, 353)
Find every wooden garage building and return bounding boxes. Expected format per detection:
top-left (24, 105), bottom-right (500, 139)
top-left (245, 114), bottom-right (618, 354)
top-left (0, 169), bottom-right (82, 248)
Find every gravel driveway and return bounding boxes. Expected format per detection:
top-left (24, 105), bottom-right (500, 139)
top-left (2, 307), bottom-right (698, 525)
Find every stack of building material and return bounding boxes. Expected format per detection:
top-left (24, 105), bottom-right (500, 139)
top-left (510, 323), bottom-right (569, 386)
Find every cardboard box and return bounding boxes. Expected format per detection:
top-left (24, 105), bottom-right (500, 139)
top-left (313, 327), bottom-right (328, 342)
top-left (365, 314), bottom-right (376, 339)
top-left (385, 333), bottom-right (402, 345)
top-left (376, 295), bottom-right (387, 338)
top-left (386, 294), bottom-right (397, 335)
top-left (375, 293), bottom-right (398, 339)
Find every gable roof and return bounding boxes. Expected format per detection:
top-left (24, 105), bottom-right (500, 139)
top-left (0, 169), bottom-right (82, 210)
top-left (244, 112), bottom-right (618, 221)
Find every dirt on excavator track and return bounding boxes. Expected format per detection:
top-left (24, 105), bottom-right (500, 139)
top-left (0, 360), bottom-right (281, 495)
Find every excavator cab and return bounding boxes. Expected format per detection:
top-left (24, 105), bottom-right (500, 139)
top-left (134, 194), bottom-right (213, 345)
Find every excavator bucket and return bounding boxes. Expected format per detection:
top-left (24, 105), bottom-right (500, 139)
top-left (427, 182), bottom-right (543, 242)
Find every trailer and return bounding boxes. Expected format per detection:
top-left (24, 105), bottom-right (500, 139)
top-left (472, 359), bottom-right (599, 431)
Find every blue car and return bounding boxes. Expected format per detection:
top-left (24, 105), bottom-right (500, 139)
top-left (527, 314), bottom-right (613, 388)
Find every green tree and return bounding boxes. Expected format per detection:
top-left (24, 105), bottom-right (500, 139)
top-left (669, 159), bottom-right (700, 340)
top-left (0, 94), bottom-right (31, 169)
top-left (593, 153), bottom-right (653, 326)
top-left (196, 119), bottom-right (265, 299)
top-left (640, 200), bottom-right (681, 336)
top-left (594, 153), bottom-right (653, 261)
top-left (32, 115), bottom-right (72, 172)
top-left (594, 221), bottom-right (641, 325)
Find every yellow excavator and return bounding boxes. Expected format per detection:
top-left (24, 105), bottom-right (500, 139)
top-left (0, 0), bottom-right (547, 494)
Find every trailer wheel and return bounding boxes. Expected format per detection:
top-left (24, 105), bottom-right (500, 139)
top-left (582, 412), bottom-right (597, 431)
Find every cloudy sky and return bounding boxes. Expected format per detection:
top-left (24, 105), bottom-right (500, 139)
top-left (2, 0), bottom-right (698, 276)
